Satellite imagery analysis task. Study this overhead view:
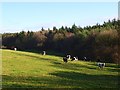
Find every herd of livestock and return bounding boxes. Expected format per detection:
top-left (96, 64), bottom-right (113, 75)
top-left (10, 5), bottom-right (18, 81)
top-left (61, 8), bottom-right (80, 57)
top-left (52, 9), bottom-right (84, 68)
top-left (13, 48), bottom-right (106, 69)
top-left (42, 51), bottom-right (105, 69)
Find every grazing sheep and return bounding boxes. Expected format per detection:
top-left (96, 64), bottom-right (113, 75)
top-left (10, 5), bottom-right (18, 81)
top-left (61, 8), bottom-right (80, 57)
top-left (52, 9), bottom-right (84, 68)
top-left (63, 57), bottom-right (68, 63)
top-left (71, 57), bottom-right (78, 61)
top-left (97, 62), bottom-right (105, 69)
top-left (42, 51), bottom-right (46, 55)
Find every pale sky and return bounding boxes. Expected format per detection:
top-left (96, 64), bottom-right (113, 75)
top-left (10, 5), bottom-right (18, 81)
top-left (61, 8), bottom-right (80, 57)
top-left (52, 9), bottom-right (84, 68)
top-left (1, 2), bottom-right (118, 33)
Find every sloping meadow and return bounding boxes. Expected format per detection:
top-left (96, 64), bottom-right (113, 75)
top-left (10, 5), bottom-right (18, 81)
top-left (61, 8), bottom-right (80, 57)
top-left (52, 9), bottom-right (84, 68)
top-left (2, 49), bottom-right (119, 89)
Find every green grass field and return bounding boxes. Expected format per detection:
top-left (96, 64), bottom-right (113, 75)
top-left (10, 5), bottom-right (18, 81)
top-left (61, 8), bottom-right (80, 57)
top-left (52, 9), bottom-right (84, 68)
top-left (2, 49), bottom-right (119, 88)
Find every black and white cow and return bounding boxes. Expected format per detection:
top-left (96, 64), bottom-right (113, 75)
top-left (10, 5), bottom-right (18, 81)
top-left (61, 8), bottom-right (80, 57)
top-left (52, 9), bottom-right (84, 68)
top-left (84, 57), bottom-right (87, 61)
top-left (97, 62), bottom-right (105, 69)
top-left (63, 57), bottom-right (68, 63)
top-left (71, 57), bottom-right (78, 61)
top-left (42, 51), bottom-right (46, 55)
top-left (66, 55), bottom-right (71, 60)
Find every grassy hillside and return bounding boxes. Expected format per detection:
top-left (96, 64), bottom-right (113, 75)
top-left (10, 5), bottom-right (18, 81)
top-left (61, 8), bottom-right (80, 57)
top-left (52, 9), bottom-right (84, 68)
top-left (2, 49), bottom-right (119, 88)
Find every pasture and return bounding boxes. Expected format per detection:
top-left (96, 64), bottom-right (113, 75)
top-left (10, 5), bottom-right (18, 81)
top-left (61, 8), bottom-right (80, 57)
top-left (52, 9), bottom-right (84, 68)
top-left (2, 49), bottom-right (119, 89)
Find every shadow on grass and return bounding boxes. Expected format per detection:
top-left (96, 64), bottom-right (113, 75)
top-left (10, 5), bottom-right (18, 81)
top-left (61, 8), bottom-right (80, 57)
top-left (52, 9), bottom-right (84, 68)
top-left (51, 61), bottom-right (97, 71)
top-left (105, 68), bottom-right (120, 72)
top-left (2, 71), bottom-right (119, 89)
top-left (87, 62), bottom-right (119, 72)
top-left (21, 50), bottom-right (64, 57)
top-left (54, 62), bottom-right (120, 74)
top-left (11, 51), bottom-right (62, 62)
top-left (87, 62), bottom-right (119, 68)
top-left (49, 71), bottom-right (119, 88)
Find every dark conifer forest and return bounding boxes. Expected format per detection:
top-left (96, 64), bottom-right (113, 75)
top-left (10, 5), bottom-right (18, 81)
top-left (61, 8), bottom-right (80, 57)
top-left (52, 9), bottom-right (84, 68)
top-left (1, 19), bottom-right (120, 63)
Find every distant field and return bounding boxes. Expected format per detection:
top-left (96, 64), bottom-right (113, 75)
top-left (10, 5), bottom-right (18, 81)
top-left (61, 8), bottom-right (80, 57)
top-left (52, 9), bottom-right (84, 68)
top-left (2, 49), bottom-right (119, 89)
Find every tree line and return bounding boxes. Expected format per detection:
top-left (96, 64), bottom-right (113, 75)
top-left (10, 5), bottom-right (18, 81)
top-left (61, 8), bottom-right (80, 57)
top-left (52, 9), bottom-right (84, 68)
top-left (1, 19), bottom-right (120, 63)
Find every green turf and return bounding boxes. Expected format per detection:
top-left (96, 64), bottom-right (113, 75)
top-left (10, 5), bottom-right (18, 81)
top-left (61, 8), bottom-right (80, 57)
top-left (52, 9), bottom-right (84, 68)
top-left (2, 49), bottom-right (119, 88)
